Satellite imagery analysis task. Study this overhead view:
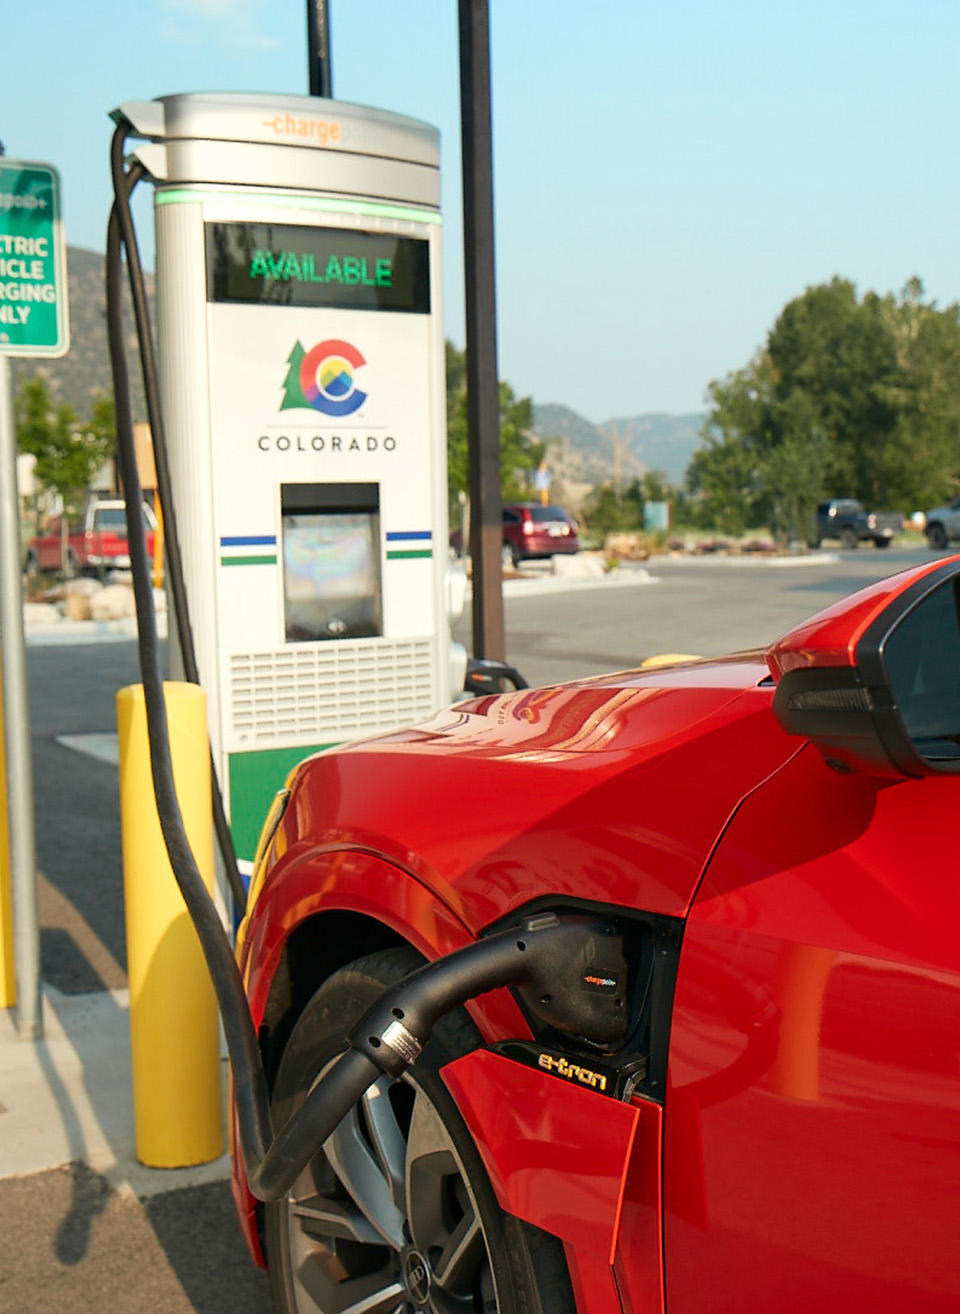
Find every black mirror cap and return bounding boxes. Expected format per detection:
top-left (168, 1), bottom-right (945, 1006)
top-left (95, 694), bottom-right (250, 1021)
top-left (773, 558), bottom-right (960, 778)
top-left (772, 665), bottom-right (910, 778)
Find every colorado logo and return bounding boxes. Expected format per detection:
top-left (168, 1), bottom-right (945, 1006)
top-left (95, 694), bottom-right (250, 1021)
top-left (282, 338), bottom-right (368, 416)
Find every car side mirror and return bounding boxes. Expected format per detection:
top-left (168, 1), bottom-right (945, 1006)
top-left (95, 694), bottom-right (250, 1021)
top-left (767, 556), bottom-right (960, 777)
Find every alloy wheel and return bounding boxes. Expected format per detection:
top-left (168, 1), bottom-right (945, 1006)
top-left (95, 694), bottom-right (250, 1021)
top-left (282, 1071), bottom-right (498, 1314)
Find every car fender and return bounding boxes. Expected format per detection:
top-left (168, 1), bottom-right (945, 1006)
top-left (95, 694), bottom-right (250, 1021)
top-left (240, 845), bottom-right (533, 1044)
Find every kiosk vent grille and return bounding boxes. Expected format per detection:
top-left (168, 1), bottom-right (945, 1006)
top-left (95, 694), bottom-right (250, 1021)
top-left (229, 639), bottom-right (435, 743)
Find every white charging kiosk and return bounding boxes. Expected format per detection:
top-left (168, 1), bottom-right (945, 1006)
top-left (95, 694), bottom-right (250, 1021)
top-left (117, 93), bottom-right (456, 863)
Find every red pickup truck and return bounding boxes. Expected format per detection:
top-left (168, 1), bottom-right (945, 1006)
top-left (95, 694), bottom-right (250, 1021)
top-left (25, 499), bottom-right (157, 576)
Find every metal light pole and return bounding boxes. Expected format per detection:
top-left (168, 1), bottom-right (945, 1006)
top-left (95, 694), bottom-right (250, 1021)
top-left (307, 0), bottom-right (333, 98)
top-left (306, 0), bottom-right (504, 659)
top-left (458, 0), bottom-right (505, 661)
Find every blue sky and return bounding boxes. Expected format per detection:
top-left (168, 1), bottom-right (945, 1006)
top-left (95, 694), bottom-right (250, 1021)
top-left (2, 0), bottom-right (958, 420)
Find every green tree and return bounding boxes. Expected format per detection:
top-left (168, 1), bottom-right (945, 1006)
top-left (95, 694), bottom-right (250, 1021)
top-left (581, 482), bottom-right (640, 541)
top-left (16, 376), bottom-right (115, 568)
top-left (691, 276), bottom-right (960, 536)
top-left (582, 472), bottom-right (674, 542)
top-left (876, 279), bottom-right (960, 508)
top-left (445, 341), bottom-right (542, 504)
top-left (766, 277), bottom-right (899, 502)
top-left (688, 352), bottom-right (774, 534)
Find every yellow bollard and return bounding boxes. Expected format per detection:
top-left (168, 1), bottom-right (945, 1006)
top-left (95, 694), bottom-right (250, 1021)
top-left (117, 681), bottom-right (223, 1166)
top-left (0, 659), bottom-right (16, 1008)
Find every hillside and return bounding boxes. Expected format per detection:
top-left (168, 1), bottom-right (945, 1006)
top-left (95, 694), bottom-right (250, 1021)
top-left (10, 244), bottom-right (152, 421)
top-left (532, 403), bottom-right (705, 487)
top-left (603, 412), bottom-right (706, 485)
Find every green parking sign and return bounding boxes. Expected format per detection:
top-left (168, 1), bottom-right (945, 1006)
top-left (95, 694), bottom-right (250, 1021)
top-left (0, 160), bottom-right (69, 358)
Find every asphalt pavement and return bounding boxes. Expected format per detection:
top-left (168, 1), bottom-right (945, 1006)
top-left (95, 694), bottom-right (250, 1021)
top-left (0, 1166), bottom-right (270, 1313)
top-left (1, 541), bottom-right (945, 1311)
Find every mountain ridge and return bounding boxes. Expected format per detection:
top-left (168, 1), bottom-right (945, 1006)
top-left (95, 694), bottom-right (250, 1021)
top-left (532, 402), bottom-right (704, 486)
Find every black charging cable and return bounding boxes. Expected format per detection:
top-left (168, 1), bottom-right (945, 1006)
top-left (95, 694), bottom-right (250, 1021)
top-left (110, 136), bottom-right (245, 911)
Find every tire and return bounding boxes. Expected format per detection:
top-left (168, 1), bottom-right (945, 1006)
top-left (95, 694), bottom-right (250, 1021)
top-left (840, 528), bottom-right (858, 550)
top-left (265, 948), bottom-right (575, 1314)
top-left (874, 537), bottom-right (892, 549)
top-left (927, 522), bottom-right (948, 551)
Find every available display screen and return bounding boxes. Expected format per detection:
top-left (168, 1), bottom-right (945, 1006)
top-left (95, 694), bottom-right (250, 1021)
top-left (206, 222), bottom-right (430, 313)
top-left (281, 483), bottom-right (382, 642)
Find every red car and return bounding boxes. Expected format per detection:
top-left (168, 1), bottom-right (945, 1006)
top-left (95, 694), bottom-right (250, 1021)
top-left (235, 555), bottom-right (960, 1314)
top-left (502, 501), bottom-right (579, 568)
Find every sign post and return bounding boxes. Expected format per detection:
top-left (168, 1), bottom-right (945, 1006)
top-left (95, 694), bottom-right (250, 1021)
top-left (0, 158), bottom-right (69, 1037)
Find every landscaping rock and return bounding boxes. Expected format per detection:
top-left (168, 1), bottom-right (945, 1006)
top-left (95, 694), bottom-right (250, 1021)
top-left (552, 553), bottom-right (605, 579)
top-left (63, 578), bottom-right (104, 621)
top-left (22, 602), bottom-right (62, 626)
top-left (604, 532), bottom-right (652, 561)
top-left (89, 585), bottom-right (136, 621)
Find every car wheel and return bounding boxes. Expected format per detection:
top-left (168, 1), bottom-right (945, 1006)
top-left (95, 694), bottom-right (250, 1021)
top-left (926, 522), bottom-right (948, 551)
top-left (874, 537), bottom-right (891, 549)
top-left (265, 948), bottom-right (575, 1314)
top-left (840, 528), bottom-right (858, 550)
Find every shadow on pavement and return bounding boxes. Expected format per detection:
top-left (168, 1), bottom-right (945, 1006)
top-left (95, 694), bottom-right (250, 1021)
top-left (143, 1181), bottom-right (272, 1313)
top-left (0, 1166), bottom-right (271, 1313)
top-left (52, 1161), bottom-right (112, 1265)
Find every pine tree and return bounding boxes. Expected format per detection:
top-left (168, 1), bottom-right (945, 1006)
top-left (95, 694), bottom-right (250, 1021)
top-left (281, 341), bottom-right (309, 410)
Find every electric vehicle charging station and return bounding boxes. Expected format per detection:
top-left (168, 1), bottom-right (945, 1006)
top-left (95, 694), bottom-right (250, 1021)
top-left (115, 92), bottom-right (458, 865)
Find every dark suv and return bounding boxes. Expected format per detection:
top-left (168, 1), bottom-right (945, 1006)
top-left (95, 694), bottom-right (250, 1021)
top-left (501, 502), bottom-right (579, 567)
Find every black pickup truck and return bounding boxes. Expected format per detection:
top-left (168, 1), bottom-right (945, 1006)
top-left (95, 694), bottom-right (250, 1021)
top-left (814, 499), bottom-right (901, 549)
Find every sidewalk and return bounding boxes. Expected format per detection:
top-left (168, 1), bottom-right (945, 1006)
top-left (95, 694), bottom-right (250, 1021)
top-left (0, 988), bottom-right (230, 1194)
top-left (0, 991), bottom-right (270, 1312)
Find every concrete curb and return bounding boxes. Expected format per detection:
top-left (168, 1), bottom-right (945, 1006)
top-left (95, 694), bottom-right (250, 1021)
top-left (475, 565), bottom-right (659, 600)
top-left (654, 553), bottom-right (841, 568)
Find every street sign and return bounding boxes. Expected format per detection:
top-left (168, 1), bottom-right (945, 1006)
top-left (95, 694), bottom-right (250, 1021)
top-left (0, 160), bottom-right (69, 358)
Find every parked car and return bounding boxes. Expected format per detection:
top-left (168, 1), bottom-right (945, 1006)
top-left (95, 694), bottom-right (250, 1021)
top-left (813, 497), bottom-right (900, 548)
top-left (924, 495), bottom-right (960, 549)
top-left (25, 497), bottom-right (156, 577)
top-left (234, 554), bottom-right (960, 1314)
top-left (450, 503), bottom-right (580, 568)
top-left (501, 501), bottom-right (579, 567)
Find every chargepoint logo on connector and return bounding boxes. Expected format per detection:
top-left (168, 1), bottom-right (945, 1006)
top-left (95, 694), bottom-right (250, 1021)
top-left (281, 338), bottom-right (367, 416)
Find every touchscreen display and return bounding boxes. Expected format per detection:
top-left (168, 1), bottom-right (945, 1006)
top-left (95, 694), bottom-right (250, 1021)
top-left (281, 496), bottom-right (382, 642)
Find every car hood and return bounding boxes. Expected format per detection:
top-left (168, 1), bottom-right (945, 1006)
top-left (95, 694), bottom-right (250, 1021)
top-left (278, 654), bottom-right (799, 926)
